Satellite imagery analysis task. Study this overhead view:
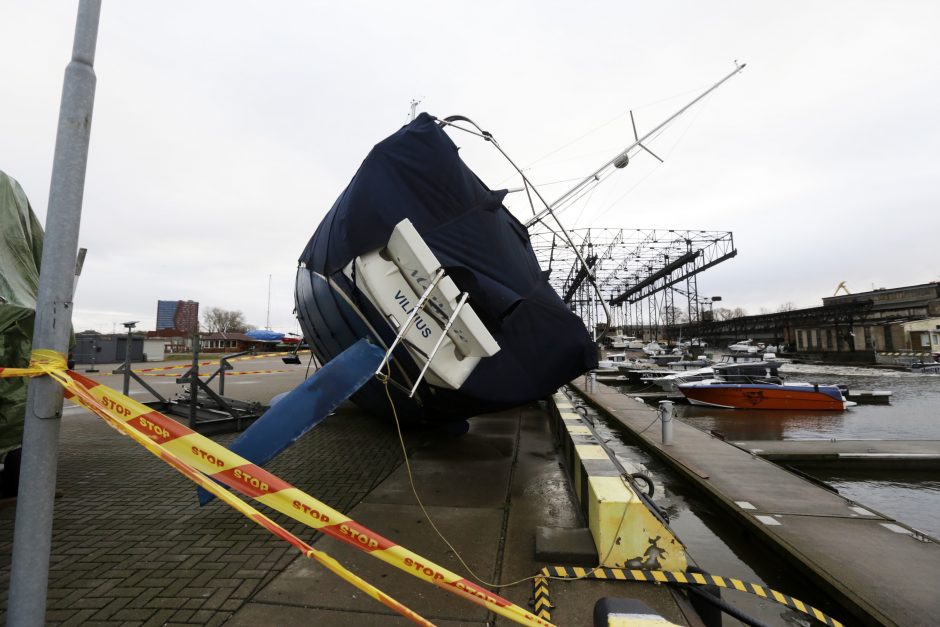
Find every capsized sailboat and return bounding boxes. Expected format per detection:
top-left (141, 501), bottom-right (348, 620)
top-left (295, 113), bottom-right (597, 422)
top-left (203, 64), bottom-right (746, 497)
top-left (291, 63), bottom-right (746, 424)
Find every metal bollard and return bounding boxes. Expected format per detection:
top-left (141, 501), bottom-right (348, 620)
top-left (659, 400), bottom-right (674, 445)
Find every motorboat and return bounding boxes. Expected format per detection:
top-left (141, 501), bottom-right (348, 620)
top-left (597, 353), bottom-right (631, 370)
top-left (608, 334), bottom-right (645, 350)
top-left (643, 341), bottom-right (666, 356)
top-left (716, 353), bottom-right (788, 367)
top-left (637, 369), bottom-right (682, 385)
top-left (669, 358), bottom-right (713, 370)
top-left (295, 114), bottom-right (597, 422)
top-left (712, 360), bottom-right (785, 379)
top-left (650, 353), bottom-right (684, 366)
top-left (911, 361), bottom-right (940, 374)
top-left (728, 339), bottom-right (762, 354)
top-left (617, 362), bottom-right (662, 384)
top-left (677, 379), bottom-right (855, 410)
top-left (650, 366), bottom-right (715, 392)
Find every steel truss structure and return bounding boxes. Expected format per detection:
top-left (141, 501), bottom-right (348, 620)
top-left (529, 227), bottom-right (736, 338)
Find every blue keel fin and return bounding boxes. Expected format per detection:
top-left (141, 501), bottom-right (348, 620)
top-left (197, 338), bottom-right (385, 505)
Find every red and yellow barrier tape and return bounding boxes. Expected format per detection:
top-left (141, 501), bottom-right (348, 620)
top-left (2, 349), bottom-right (551, 626)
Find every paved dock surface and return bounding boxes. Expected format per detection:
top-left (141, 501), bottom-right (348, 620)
top-left (0, 358), bottom-right (403, 625)
top-left (732, 439), bottom-right (940, 468)
top-left (572, 376), bottom-right (940, 627)
top-left (1, 358), bottom-right (694, 625)
top-left (227, 406), bottom-right (694, 626)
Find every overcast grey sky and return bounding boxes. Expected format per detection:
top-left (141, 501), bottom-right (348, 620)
top-left (3, 1), bottom-right (939, 333)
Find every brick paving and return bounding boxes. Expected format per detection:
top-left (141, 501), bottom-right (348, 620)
top-left (0, 403), bottom-right (405, 625)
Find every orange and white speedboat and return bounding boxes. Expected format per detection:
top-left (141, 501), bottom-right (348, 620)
top-left (677, 379), bottom-right (855, 411)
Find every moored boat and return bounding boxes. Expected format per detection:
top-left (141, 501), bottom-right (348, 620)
top-left (911, 361), bottom-right (940, 374)
top-left (677, 379), bottom-right (855, 410)
top-left (728, 339), bottom-right (762, 353)
top-left (607, 334), bottom-right (645, 350)
top-left (596, 352), bottom-right (631, 369)
top-left (643, 341), bottom-right (666, 356)
top-left (650, 366), bottom-right (715, 392)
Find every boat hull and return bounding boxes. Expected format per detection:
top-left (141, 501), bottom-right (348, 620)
top-left (678, 383), bottom-right (849, 410)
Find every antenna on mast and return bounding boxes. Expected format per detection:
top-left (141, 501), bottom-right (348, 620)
top-left (409, 98), bottom-right (422, 121)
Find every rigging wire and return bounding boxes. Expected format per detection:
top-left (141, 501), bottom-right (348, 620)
top-left (494, 81), bottom-right (714, 188)
top-left (378, 365), bottom-right (634, 589)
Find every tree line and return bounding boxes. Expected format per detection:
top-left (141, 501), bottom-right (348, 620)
top-left (201, 307), bottom-right (254, 333)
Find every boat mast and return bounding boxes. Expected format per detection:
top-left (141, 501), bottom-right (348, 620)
top-left (266, 273), bottom-right (271, 330)
top-left (524, 61), bottom-right (746, 229)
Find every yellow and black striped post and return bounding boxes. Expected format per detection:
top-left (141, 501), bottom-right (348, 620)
top-left (533, 571), bottom-right (552, 621)
top-left (540, 565), bottom-right (843, 627)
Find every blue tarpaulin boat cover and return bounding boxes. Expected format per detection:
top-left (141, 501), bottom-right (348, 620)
top-left (245, 329), bottom-right (284, 342)
top-left (297, 113), bottom-right (597, 418)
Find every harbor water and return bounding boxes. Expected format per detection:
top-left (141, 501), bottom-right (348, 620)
top-left (675, 363), bottom-right (940, 538)
top-left (582, 362), bottom-right (940, 625)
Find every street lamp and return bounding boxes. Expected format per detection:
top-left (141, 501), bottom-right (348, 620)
top-left (121, 321), bottom-right (138, 395)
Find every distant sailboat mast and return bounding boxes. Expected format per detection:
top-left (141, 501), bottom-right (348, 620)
top-left (266, 273), bottom-right (271, 330)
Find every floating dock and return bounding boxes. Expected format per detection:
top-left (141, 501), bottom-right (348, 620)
top-left (571, 376), bottom-right (940, 627)
top-left (732, 439), bottom-right (940, 469)
top-left (844, 390), bottom-right (892, 405)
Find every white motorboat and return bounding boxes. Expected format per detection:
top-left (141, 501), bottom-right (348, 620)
top-left (651, 366), bottom-right (715, 392)
top-left (643, 341), bottom-right (666, 356)
top-left (608, 334), bottom-right (645, 350)
top-left (596, 352), bottom-right (631, 370)
top-left (728, 339), bottom-right (762, 354)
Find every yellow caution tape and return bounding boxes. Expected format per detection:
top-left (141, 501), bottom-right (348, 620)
top-left (0, 348), bottom-right (69, 379)
top-left (97, 388), bottom-right (433, 625)
top-left (537, 566), bottom-right (844, 627)
top-left (2, 351), bottom-right (551, 627)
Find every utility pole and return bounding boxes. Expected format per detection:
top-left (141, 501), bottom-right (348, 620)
top-left (266, 273), bottom-right (271, 330)
top-left (8, 2), bottom-right (102, 624)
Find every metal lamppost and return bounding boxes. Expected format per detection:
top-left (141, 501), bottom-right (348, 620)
top-left (121, 320), bottom-right (138, 395)
top-left (8, 2), bottom-right (102, 623)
